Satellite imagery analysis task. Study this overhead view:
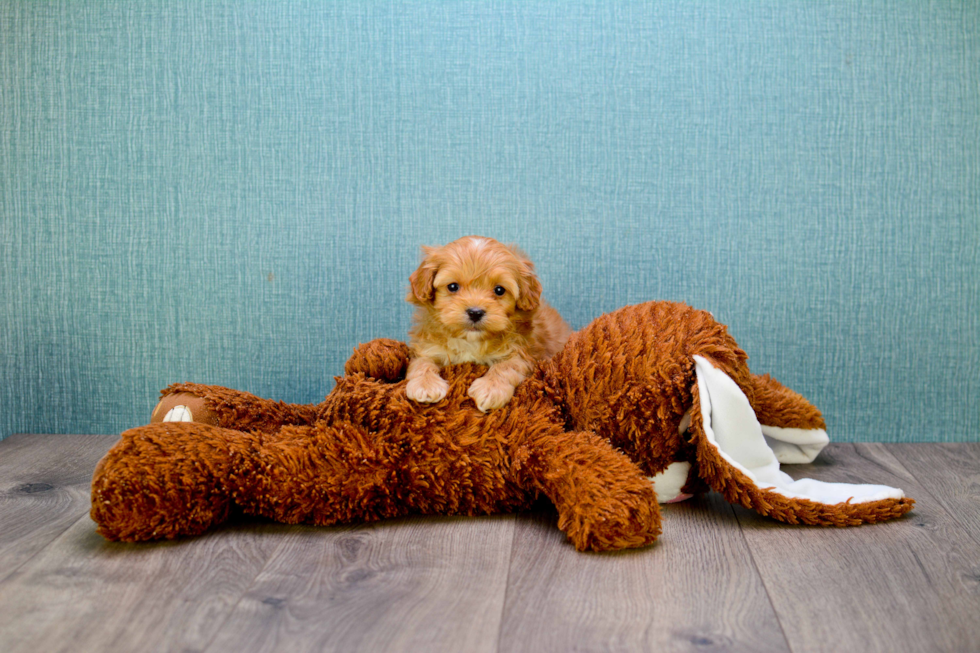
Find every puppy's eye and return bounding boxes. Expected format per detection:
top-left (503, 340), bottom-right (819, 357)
top-left (447, 283), bottom-right (460, 293)
top-left (494, 286), bottom-right (506, 296)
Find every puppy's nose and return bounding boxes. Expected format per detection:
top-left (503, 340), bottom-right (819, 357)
top-left (466, 308), bottom-right (486, 323)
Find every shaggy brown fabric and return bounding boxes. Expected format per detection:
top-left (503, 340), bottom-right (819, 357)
top-left (157, 382), bottom-right (321, 431)
top-left (344, 338), bottom-right (412, 381)
top-left (91, 301), bottom-right (912, 551)
top-left (745, 373), bottom-right (827, 431)
top-left (543, 302), bottom-right (749, 477)
top-left (94, 364), bottom-right (661, 551)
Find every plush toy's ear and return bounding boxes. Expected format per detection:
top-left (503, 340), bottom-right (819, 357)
top-left (689, 356), bottom-right (914, 526)
top-left (508, 245), bottom-right (542, 312)
top-left (407, 246), bottom-right (439, 305)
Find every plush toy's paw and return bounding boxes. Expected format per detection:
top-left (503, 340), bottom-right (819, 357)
top-left (406, 372), bottom-right (450, 404)
top-left (150, 392), bottom-right (219, 426)
top-left (649, 461), bottom-right (694, 504)
top-left (344, 338), bottom-right (411, 381)
top-left (467, 375), bottom-right (515, 412)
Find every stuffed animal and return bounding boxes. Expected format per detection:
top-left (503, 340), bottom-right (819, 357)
top-left (91, 302), bottom-right (913, 551)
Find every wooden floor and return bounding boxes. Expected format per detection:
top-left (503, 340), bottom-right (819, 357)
top-left (0, 435), bottom-right (978, 653)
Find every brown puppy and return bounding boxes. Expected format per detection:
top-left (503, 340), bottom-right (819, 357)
top-left (406, 236), bottom-right (572, 412)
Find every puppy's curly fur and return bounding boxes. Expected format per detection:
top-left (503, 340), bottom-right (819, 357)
top-left (405, 236), bottom-right (572, 412)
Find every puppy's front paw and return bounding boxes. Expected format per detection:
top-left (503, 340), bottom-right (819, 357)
top-left (406, 373), bottom-right (449, 404)
top-left (467, 376), bottom-right (516, 412)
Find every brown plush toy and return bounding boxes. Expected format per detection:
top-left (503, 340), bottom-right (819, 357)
top-left (91, 302), bottom-right (913, 552)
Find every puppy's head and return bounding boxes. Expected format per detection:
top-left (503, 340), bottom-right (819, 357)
top-left (407, 236), bottom-right (542, 338)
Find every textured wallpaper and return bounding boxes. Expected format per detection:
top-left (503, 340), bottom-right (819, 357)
top-left (1, 1), bottom-right (977, 441)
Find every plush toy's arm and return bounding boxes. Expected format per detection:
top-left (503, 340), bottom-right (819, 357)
top-left (517, 428), bottom-right (662, 552)
top-left (344, 338), bottom-right (412, 382)
top-left (153, 382), bottom-right (319, 431)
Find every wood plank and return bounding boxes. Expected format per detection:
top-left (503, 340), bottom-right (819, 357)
top-left (0, 434), bottom-right (118, 583)
top-left (734, 443), bottom-right (980, 653)
top-left (4, 436), bottom-right (974, 652)
top-left (498, 496), bottom-right (790, 653)
top-left (0, 514), bottom-right (284, 653)
top-left (888, 443), bottom-right (980, 546)
top-left (203, 514), bottom-right (515, 653)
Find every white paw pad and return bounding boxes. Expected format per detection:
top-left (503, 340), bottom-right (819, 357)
top-left (163, 405), bottom-right (194, 423)
top-left (649, 461), bottom-right (693, 504)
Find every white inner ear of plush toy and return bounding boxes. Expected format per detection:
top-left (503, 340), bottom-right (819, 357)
top-left (760, 424), bottom-right (829, 464)
top-left (694, 356), bottom-right (905, 504)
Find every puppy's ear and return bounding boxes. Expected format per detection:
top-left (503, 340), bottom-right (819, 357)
top-left (408, 247), bottom-right (439, 305)
top-left (515, 259), bottom-right (543, 312)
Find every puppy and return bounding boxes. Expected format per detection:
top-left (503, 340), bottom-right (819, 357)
top-left (405, 236), bottom-right (572, 412)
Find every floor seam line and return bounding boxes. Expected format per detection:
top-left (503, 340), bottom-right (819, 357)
top-left (493, 514), bottom-right (521, 653)
top-left (730, 502), bottom-right (796, 653)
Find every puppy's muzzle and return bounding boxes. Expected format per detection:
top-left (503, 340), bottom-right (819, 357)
top-left (466, 308), bottom-right (486, 323)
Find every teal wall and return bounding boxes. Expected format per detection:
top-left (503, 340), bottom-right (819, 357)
top-left (2, 1), bottom-right (977, 442)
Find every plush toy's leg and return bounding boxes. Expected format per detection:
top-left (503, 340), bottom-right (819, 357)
top-left (224, 421), bottom-right (419, 527)
top-left (151, 392), bottom-right (220, 426)
top-left (153, 383), bottom-right (319, 431)
top-left (91, 423), bottom-right (238, 542)
top-left (689, 356), bottom-right (914, 526)
top-left (520, 429), bottom-right (662, 552)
